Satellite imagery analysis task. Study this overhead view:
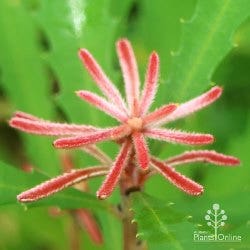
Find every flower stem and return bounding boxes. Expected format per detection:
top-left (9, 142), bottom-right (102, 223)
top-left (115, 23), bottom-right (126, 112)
top-left (119, 167), bottom-right (147, 250)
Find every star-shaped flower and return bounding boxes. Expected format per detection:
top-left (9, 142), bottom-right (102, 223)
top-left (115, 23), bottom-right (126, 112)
top-left (9, 39), bottom-right (240, 200)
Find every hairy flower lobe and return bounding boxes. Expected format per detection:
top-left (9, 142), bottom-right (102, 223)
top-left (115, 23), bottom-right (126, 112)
top-left (10, 38), bottom-right (240, 201)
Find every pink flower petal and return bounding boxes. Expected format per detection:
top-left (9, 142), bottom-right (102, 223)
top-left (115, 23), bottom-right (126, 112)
top-left (143, 103), bottom-right (178, 127)
top-left (97, 140), bottom-right (132, 199)
top-left (76, 90), bottom-right (128, 122)
top-left (160, 86), bottom-right (223, 124)
top-left (116, 39), bottom-right (140, 115)
top-left (145, 128), bottom-right (214, 145)
top-left (13, 111), bottom-right (40, 121)
top-left (140, 52), bottom-right (159, 115)
top-left (9, 117), bottom-right (96, 136)
top-left (132, 132), bottom-right (150, 170)
top-left (74, 209), bottom-right (103, 245)
top-left (53, 125), bottom-right (131, 149)
top-left (151, 158), bottom-right (203, 195)
top-left (11, 112), bottom-right (110, 165)
top-left (165, 150), bottom-right (240, 166)
top-left (78, 49), bottom-right (127, 113)
top-left (17, 167), bottom-right (108, 202)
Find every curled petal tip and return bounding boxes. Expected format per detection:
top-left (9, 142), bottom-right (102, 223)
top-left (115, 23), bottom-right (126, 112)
top-left (117, 38), bottom-right (129, 45)
top-left (78, 48), bottom-right (88, 57)
top-left (96, 192), bottom-right (107, 200)
top-left (8, 118), bottom-right (14, 127)
top-left (76, 90), bottom-right (85, 98)
top-left (210, 86), bottom-right (223, 98)
top-left (213, 85), bottom-right (223, 92)
top-left (194, 186), bottom-right (204, 196)
top-left (17, 193), bottom-right (31, 202)
top-left (186, 183), bottom-right (204, 196)
top-left (75, 90), bottom-right (81, 96)
top-left (78, 49), bottom-right (84, 59)
top-left (116, 39), bottom-right (131, 51)
top-left (207, 135), bottom-right (215, 144)
top-left (195, 134), bottom-right (215, 145)
top-left (17, 194), bottom-right (23, 202)
top-left (151, 50), bottom-right (158, 56)
top-left (53, 139), bottom-right (71, 148)
top-left (151, 51), bottom-right (159, 60)
top-left (171, 103), bottom-right (179, 110)
top-left (230, 157), bottom-right (240, 166)
top-left (75, 91), bottom-right (84, 99)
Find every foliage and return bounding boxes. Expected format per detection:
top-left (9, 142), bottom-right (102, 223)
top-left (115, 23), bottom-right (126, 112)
top-left (0, 0), bottom-right (250, 249)
top-left (131, 192), bottom-right (186, 249)
top-left (166, 0), bottom-right (250, 102)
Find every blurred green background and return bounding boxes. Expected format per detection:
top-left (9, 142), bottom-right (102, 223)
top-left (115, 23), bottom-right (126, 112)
top-left (0, 0), bottom-right (249, 249)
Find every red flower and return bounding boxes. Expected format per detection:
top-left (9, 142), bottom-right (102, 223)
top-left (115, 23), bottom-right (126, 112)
top-left (9, 39), bottom-right (240, 201)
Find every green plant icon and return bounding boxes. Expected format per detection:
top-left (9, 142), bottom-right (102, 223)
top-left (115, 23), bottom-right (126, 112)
top-left (205, 203), bottom-right (227, 240)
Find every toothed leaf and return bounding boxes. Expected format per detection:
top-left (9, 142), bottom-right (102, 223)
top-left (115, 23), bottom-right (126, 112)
top-left (0, 1), bottom-right (60, 175)
top-left (166, 0), bottom-right (250, 101)
top-left (38, 0), bottom-right (132, 126)
top-left (131, 192), bottom-right (187, 247)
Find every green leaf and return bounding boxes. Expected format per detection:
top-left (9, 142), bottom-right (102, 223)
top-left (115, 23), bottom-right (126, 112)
top-left (0, 161), bottom-right (43, 205)
top-left (127, 0), bottom-right (196, 111)
top-left (0, 161), bottom-right (111, 212)
top-left (166, 0), bottom-right (250, 102)
top-left (131, 192), bottom-right (188, 249)
top-left (0, 206), bottom-right (72, 250)
top-left (36, 0), bottom-right (133, 177)
top-left (0, 0), bottom-right (60, 175)
top-left (38, 0), bottom-right (132, 126)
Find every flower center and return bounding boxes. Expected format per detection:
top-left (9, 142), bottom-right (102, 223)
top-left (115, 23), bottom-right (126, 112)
top-left (127, 117), bottom-right (143, 131)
